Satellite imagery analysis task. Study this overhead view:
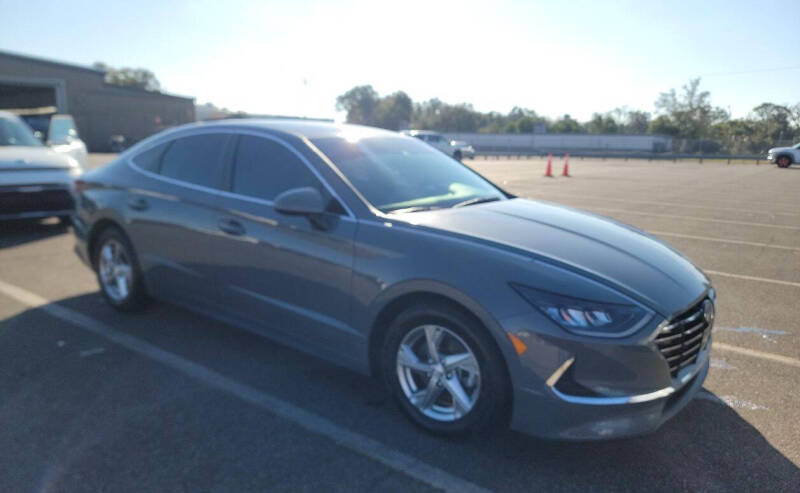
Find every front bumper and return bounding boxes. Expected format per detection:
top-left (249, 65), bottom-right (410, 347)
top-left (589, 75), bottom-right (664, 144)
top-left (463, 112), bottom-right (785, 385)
top-left (0, 184), bottom-right (74, 220)
top-left (511, 347), bottom-right (709, 440)
top-left (500, 296), bottom-right (713, 440)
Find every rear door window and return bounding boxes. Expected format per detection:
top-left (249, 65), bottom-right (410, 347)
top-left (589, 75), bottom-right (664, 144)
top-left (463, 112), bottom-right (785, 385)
top-left (159, 134), bottom-right (229, 189)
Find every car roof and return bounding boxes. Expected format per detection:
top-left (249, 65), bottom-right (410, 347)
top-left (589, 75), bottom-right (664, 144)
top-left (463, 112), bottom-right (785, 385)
top-left (404, 130), bottom-right (442, 136)
top-left (190, 118), bottom-right (402, 140)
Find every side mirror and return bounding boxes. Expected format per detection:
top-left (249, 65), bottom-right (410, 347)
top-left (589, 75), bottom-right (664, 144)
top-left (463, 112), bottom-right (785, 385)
top-left (274, 187), bottom-right (326, 216)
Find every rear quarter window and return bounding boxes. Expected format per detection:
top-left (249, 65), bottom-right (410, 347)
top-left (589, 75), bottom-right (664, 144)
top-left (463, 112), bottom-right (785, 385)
top-left (131, 142), bottom-right (169, 172)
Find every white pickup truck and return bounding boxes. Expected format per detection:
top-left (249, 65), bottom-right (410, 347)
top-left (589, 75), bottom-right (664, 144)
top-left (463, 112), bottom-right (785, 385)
top-left (767, 143), bottom-right (800, 168)
top-left (402, 130), bottom-right (475, 160)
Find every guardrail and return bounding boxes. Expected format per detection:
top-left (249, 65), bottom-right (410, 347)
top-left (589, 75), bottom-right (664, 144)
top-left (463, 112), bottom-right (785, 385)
top-left (472, 150), bottom-right (768, 164)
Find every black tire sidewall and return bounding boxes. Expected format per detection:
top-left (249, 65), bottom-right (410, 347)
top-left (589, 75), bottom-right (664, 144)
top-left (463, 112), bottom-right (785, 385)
top-left (380, 302), bottom-right (510, 434)
top-left (93, 227), bottom-right (147, 311)
top-left (777, 156), bottom-right (791, 168)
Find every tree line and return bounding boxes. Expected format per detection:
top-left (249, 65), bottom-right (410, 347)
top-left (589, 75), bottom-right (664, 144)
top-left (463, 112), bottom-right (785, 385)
top-left (92, 62), bottom-right (161, 92)
top-left (336, 79), bottom-right (800, 154)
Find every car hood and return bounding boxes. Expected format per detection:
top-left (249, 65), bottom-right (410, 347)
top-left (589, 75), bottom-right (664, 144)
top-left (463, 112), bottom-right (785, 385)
top-left (0, 146), bottom-right (77, 170)
top-left (396, 198), bottom-right (710, 316)
top-left (768, 147), bottom-right (793, 153)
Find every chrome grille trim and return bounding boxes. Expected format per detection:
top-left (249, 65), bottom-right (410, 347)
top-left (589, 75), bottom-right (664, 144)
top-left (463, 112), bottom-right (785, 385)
top-left (655, 299), bottom-right (713, 377)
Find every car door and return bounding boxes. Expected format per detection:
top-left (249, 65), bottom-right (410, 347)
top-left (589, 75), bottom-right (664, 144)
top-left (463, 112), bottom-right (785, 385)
top-left (212, 133), bottom-right (360, 363)
top-left (124, 132), bottom-right (233, 308)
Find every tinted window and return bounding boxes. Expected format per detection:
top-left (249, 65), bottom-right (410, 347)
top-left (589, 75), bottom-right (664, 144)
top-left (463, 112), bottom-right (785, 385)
top-left (131, 142), bottom-right (168, 172)
top-left (160, 134), bottom-right (229, 188)
top-left (232, 135), bottom-right (319, 201)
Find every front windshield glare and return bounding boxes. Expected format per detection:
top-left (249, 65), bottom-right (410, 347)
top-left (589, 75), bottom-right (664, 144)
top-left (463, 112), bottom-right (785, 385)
top-left (0, 117), bottom-right (43, 147)
top-left (312, 135), bottom-right (503, 213)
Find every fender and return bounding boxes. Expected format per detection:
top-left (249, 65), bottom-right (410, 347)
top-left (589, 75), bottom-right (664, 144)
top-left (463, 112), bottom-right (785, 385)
top-left (365, 278), bottom-right (522, 375)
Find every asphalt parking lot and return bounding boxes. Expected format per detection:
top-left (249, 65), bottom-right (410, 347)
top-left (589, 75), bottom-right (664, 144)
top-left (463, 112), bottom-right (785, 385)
top-left (1, 155), bottom-right (799, 491)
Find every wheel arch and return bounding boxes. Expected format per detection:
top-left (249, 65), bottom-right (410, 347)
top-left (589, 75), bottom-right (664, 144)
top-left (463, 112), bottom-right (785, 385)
top-left (87, 217), bottom-right (125, 265)
top-left (366, 283), bottom-right (516, 392)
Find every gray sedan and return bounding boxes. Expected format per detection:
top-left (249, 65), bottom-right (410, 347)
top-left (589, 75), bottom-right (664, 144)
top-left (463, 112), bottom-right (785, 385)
top-left (72, 120), bottom-right (714, 440)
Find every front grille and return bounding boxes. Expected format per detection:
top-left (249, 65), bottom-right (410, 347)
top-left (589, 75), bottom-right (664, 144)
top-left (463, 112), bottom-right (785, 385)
top-left (0, 187), bottom-right (74, 215)
top-left (655, 300), bottom-right (712, 378)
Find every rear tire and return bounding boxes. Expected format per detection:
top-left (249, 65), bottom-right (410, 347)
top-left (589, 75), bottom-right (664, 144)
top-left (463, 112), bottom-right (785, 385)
top-left (380, 302), bottom-right (510, 435)
top-left (93, 226), bottom-right (149, 312)
top-left (777, 155), bottom-right (792, 168)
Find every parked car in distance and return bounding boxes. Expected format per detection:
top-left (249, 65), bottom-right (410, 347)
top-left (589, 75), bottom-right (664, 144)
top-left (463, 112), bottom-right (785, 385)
top-left (767, 142), bottom-right (800, 168)
top-left (450, 139), bottom-right (476, 159)
top-left (403, 130), bottom-right (475, 160)
top-left (72, 120), bottom-right (714, 440)
top-left (0, 111), bottom-right (82, 223)
top-left (20, 112), bottom-right (89, 169)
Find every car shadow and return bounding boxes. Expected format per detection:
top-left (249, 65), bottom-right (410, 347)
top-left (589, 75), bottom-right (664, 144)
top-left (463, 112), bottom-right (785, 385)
top-left (0, 218), bottom-right (70, 249)
top-left (2, 293), bottom-right (798, 491)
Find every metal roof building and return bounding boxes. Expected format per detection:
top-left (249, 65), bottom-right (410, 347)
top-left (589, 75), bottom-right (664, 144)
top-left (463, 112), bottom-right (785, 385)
top-left (0, 50), bottom-right (195, 151)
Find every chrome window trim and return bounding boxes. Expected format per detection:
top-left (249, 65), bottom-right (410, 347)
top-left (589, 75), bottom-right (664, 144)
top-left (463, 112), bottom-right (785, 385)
top-left (126, 127), bottom-right (355, 219)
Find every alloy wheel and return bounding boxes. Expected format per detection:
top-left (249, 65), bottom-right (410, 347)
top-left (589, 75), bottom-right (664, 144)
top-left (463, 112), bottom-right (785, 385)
top-left (98, 239), bottom-right (133, 302)
top-left (395, 324), bottom-right (481, 421)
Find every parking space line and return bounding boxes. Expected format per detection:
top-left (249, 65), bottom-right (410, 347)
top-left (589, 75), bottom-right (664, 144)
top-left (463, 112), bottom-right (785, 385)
top-left (714, 343), bottom-right (800, 369)
top-left (648, 231), bottom-right (800, 252)
top-left (0, 279), bottom-right (489, 493)
top-left (588, 207), bottom-right (800, 231)
top-left (535, 192), bottom-right (800, 218)
top-left (704, 270), bottom-right (800, 288)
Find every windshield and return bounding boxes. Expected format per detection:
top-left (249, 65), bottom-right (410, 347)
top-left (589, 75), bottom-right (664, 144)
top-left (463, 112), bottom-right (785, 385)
top-left (312, 135), bottom-right (503, 213)
top-left (0, 116), bottom-right (43, 147)
top-left (49, 117), bottom-right (79, 144)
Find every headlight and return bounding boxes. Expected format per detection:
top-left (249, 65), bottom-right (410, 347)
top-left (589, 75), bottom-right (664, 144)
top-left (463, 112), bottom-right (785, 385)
top-left (511, 284), bottom-right (653, 337)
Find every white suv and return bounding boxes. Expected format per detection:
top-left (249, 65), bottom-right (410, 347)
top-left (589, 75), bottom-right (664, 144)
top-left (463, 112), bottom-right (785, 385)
top-left (403, 130), bottom-right (475, 160)
top-left (767, 143), bottom-right (800, 168)
top-left (21, 113), bottom-right (88, 169)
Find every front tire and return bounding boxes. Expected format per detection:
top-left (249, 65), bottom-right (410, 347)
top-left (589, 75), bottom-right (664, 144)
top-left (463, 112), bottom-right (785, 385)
top-left (380, 302), bottom-right (510, 435)
top-left (93, 226), bottom-right (148, 312)
top-left (777, 155), bottom-right (792, 168)
top-left (453, 150), bottom-right (463, 161)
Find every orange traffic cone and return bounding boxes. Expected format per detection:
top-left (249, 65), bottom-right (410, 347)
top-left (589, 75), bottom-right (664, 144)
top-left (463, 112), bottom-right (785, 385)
top-left (562, 153), bottom-right (570, 177)
top-left (545, 154), bottom-right (553, 177)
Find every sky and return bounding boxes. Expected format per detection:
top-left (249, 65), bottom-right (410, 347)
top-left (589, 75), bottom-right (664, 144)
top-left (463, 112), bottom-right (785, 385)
top-left (1, 0), bottom-right (798, 122)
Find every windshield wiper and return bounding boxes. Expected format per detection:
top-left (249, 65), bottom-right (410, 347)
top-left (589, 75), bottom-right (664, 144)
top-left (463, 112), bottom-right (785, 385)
top-left (385, 205), bottom-right (445, 214)
top-left (452, 196), bottom-right (502, 208)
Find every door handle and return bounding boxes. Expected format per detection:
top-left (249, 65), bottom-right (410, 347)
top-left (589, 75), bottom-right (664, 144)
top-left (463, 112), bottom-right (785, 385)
top-left (127, 197), bottom-right (149, 211)
top-left (218, 218), bottom-right (245, 236)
